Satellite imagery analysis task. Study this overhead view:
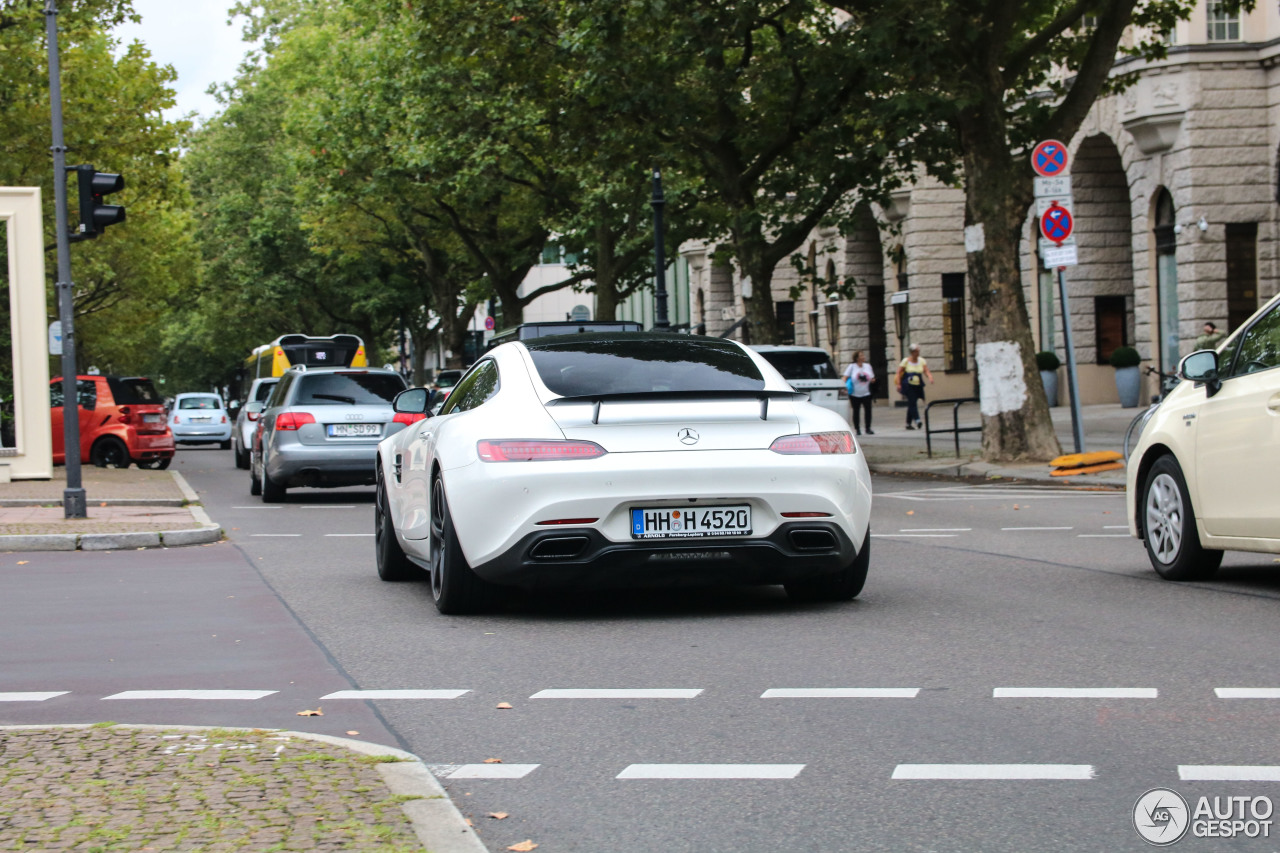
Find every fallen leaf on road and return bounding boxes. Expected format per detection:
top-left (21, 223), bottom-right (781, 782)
top-left (296, 707), bottom-right (323, 716)
top-left (484, 758), bottom-right (503, 763)
top-left (906, 510), bottom-right (914, 516)
top-left (346, 731), bottom-right (359, 736)
top-left (496, 702), bottom-right (513, 709)
top-left (508, 841), bottom-right (538, 852)
top-left (16, 561), bottom-right (27, 565)
top-left (465, 818), bottom-right (474, 827)
top-left (489, 812), bottom-right (509, 820)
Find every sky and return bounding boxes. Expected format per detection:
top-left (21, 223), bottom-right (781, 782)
top-left (112, 0), bottom-right (253, 122)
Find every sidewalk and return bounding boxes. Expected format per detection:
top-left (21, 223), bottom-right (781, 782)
top-left (857, 401), bottom-right (1135, 488)
top-left (0, 467), bottom-right (222, 551)
top-left (0, 724), bottom-right (486, 853)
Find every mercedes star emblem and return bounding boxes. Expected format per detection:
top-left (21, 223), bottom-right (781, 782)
top-left (678, 428), bottom-right (700, 445)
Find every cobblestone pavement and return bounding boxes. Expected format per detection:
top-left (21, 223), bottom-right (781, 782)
top-left (0, 726), bottom-right (428, 852)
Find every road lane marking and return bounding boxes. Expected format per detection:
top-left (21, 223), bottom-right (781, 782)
top-left (233, 506), bottom-right (280, 509)
top-left (103, 690), bottom-right (277, 700)
top-left (1103, 525), bottom-right (1129, 529)
top-left (899, 528), bottom-right (971, 532)
top-left (1001, 527), bottom-right (1074, 531)
top-left (321, 689), bottom-right (469, 700)
top-left (447, 764), bottom-right (540, 779)
top-left (1077, 534), bottom-right (1130, 538)
top-left (893, 764), bottom-right (1095, 780)
top-left (1179, 766), bottom-right (1280, 781)
top-left (250, 534), bottom-right (301, 537)
top-left (762, 688), bottom-right (920, 699)
top-left (994, 688), bottom-right (1157, 699)
top-left (530, 689), bottom-right (702, 699)
top-left (1215, 688), bottom-right (1280, 699)
top-left (872, 534), bottom-right (957, 539)
top-left (300, 506), bottom-right (357, 509)
top-left (617, 764), bottom-right (805, 779)
top-left (324, 534), bottom-right (374, 537)
top-left (0, 692), bottom-right (68, 701)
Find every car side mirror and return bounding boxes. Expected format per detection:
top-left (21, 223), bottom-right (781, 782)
top-left (1179, 350), bottom-right (1221, 397)
top-left (393, 387), bottom-right (432, 416)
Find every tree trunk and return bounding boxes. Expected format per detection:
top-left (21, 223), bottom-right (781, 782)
top-left (962, 128), bottom-right (1062, 462)
top-left (592, 219), bottom-right (619, 322)
top-left (735, 236), bottom-right (779, 345)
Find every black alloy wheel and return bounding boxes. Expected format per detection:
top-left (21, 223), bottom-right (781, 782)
top-left (89, 437), bottom-right (131, 469)
top-left (137, 457), bottom-right (171, 470)
top-left (428, 475), bottom-right (490, 614)
top-left (375, 475), bottom-right (417, 581)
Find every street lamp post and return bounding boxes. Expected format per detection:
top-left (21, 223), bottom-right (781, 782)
top-left (650, 168), bottom-right (669, 329)
top-left (45, 0), bottom-right (86, 518)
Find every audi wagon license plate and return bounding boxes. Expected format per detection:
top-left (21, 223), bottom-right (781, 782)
top-left (328, 423), bottom-right (380, 437)
top-left (630, 505), bottom-right (751, 539)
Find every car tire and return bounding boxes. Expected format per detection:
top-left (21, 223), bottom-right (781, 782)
top-left (428, 475), bottom-right (490, 614)
top-left (90, 437), bottom-right (131, 469)
top-left (1142, 454), bottom-right (1223, 581)
top-left (784, 527), bottom-right (870, 602)
top-left (219, 439), bottom-right (232, 450)
top-left (375, 476), bottom-right (418, 582)
top-left (234, 444), bottom-right (250, 470)
top-left (249, 460), bottom-right (262, 497)
top-left (137, 457), bottom-right (171, 470)
top-left (261, 469), bottom-right (287, 503)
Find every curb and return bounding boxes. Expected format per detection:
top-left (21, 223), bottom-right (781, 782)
top-left (0, 526), bottom-right (224, 552)
top-left (0, 724), bottom-right (487, 853)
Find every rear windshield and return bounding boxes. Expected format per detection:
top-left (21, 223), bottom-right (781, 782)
top-left (526, 334), bottom-right (765, 397)
top-left (108, 377), bottom-right (163, 405)
top-left (293, 372), bottom-right (406, 405)
top-left (253, 380), bottom-right (278, 402)
top-left (757, 351), bottom-right (839, 381)
top-left (179, 396), bottom-right (221, 410)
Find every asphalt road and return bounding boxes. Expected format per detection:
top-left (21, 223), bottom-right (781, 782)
top-left (6, 446), bottom-right (1280, 851)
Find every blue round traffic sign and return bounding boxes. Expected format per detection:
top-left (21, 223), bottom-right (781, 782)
top-left (1040, 203), bottom-right (1074, 243)
top-left (1031, 139), bottom-right (1069, 177)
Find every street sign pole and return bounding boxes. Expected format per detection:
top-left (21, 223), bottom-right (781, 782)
top-left (1057, 267), bottom-right (1085, 453)
top-left (45, 0), bottom-right (87, 518)
top-left (650, 167), bottom-right (669, 330)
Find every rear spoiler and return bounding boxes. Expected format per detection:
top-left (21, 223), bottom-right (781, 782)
top-left (546, 389), bottom-right (808, 424)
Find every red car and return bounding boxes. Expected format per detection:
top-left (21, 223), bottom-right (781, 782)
top-left (50, 375), bottom-right (175, 469)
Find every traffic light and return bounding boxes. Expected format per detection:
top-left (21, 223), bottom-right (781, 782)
top-left (69, 165), bottom-right (125, 240)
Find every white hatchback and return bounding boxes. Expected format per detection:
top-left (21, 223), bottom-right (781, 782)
top-left (750, 345), bottom-right (852, 424)
top-left (170, 393), bottom-right (232, 448)
top-left (1127, 292), bottom-right (1280, 579)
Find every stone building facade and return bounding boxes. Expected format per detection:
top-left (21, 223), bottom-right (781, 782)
top-left (682, 0), bottom-right (1280, 407)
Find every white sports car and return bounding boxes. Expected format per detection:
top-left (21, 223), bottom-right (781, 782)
top-left (374, 333), bottom-right (873, 614)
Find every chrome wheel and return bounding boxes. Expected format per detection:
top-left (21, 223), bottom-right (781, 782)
top-left (1145, 471), bottom-right (1183, 564)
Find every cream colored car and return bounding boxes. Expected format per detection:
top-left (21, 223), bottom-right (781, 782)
top-left (1128, 292), bottom-right (1280, 580)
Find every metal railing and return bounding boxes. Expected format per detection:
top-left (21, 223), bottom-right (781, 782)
top-left (923, 397), bottom-right (982, 458)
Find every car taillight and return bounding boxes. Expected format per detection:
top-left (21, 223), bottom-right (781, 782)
top-left (477, 439), bottom-right (607, 462)
top-left (275, 411), bottom-right (316, 431)
top-left (172, 413), bottom-right (180, 425)
top-left (769, 432), bottom-right (855, 455)
top-left (394, 412), bottom-right (426, 425)
top-left (221, 415), bottom-right (228, 424)
top-left (118, 406), bottom-right (132, 425)
top-left (837, 386), bottom-right (849, 400)
top-left (247, 410), bottom-right (259, 422)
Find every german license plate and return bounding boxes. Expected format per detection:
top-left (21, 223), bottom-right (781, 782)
top-left (143, 414), bottom-right (162, 424)
top-left (192, 416), bottom-right (211, 422)
top-left (328, 423), bottom-right (380, 437)
top-left (630, 505), bottom-right (751, 539)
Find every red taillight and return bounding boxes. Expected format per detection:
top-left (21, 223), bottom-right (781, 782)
top-left (477, 439), bottom-right (607, 462)
top-left (536, 518), bottom-right (599, 526)
top-left (781, 511), bottom-right (833, 518)
top-left (393, 412), bottom-right (426, 425)
top-left (172, 413), bottom-right (180, 425)
top-left (221, 415), bottom-right (228, 424)
top-left (769, 432), bottom-right (855, 455)
top-left (118, 406), bottom-right (132, 425)
top-left (247, 410), bottom-right (259, 422)
top-left (275, 411), bottom-right (316, 431)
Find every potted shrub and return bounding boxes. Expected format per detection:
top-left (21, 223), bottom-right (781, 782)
top-left (1035, 351), bottom-right (1061, 407)
top-left (1109, 345), bottom-right (1142, 408)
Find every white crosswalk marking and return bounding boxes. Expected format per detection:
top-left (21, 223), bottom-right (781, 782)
top-left (321, 689), bottom-right (469, 700)
top-left (893, 764), bottom-right (1095, 780)
top-left (994, 688), bottom-right (1157, 699)
top-left (617, 764), bottom-right (805, 779)
top-left (1002, 526), bottom-right (1073, 531)
top-left (1179, 766), bottom-right (1280, 781)
top-left (0, 692), bottom-right (67, 702)
top-left (447, 764), bottom-right (540, 779)
top-left (102, 690), bottom-right (277, 700)
top-left (762, 688), bottom-right (919, 699)
top-left (1215, 688), bottom-right (1280, 699)
top-left (531, 689), bottom-right (702, 699)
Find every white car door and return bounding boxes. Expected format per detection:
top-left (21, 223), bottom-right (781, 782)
top-left (1194, 302), bottom-right (1280, 539)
